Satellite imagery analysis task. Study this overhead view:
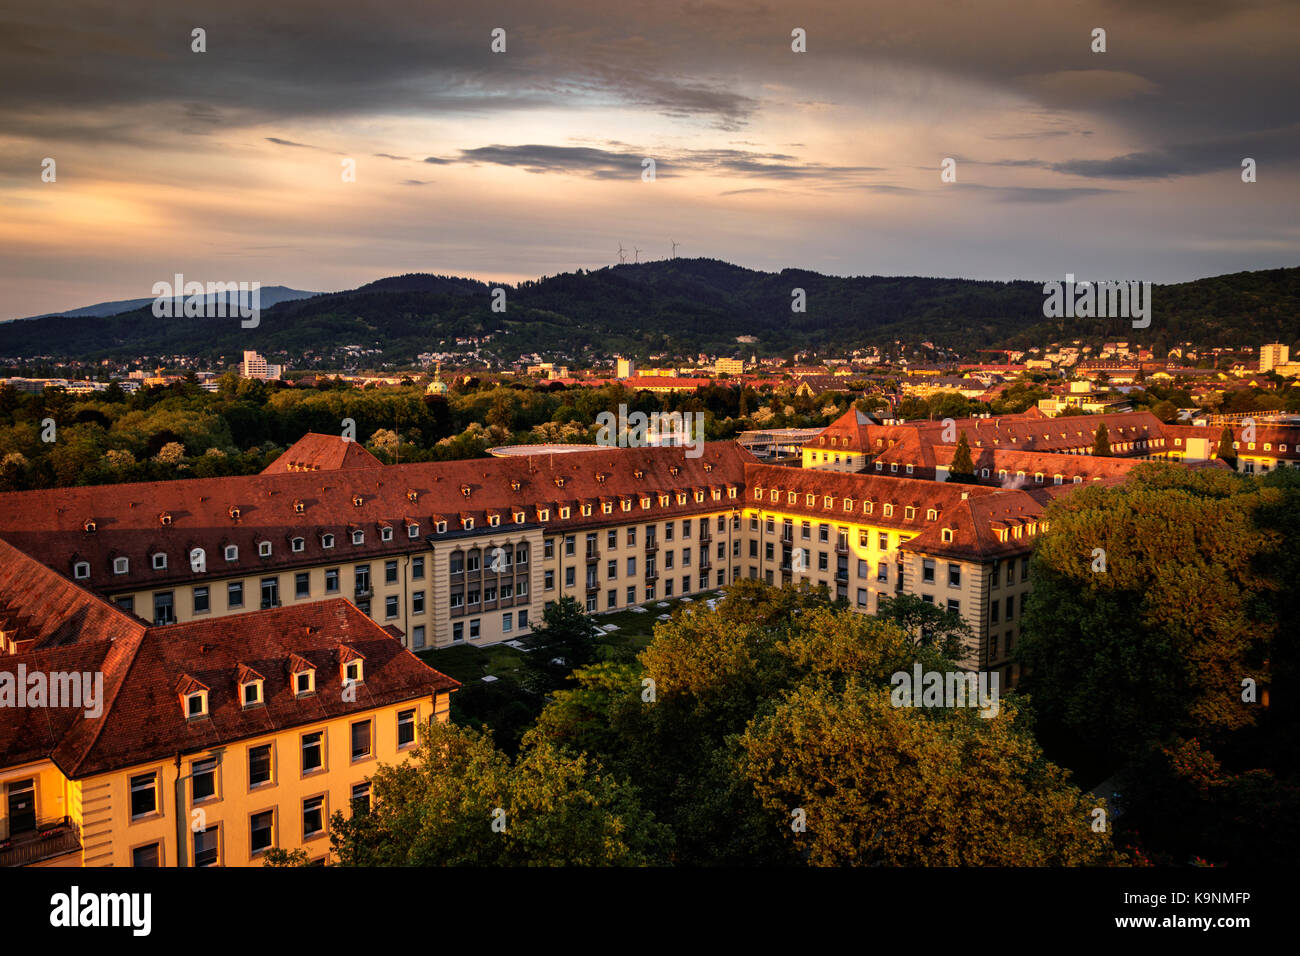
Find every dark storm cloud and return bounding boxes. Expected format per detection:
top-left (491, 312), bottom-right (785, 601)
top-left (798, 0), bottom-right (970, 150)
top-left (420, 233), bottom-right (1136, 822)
top-left (451, 144), bottom-right (884, 183)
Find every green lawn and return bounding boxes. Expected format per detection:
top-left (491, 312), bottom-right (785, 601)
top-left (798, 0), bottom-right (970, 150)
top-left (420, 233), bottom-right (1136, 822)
top-left (415, 592), bottom-right (727, 682)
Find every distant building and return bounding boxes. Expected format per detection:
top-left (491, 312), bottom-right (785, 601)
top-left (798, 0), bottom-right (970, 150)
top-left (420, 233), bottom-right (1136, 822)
top-left (239, 350), bottom-right (283, 380)
top-left (616, 358), bottom-right (636, 379)
top-left (715, 358), bottom-right (745, 376)
top-left (425, 361), bottom-right (449, 396)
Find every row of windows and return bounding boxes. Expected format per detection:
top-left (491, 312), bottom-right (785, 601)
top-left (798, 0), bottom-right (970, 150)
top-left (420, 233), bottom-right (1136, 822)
top-left (450, 611), bottom-right (529, 642)
top-left (130, 781), bottom-right (370, 867)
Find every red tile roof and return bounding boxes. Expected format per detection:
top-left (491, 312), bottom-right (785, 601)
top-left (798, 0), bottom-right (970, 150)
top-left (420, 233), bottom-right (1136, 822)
top-left (0, 537), bottom-right (145, 652)
top-left (262, 433), bottom-right (384, 474)
top-left (1, 598), bottom-right (460, 779)
top-left (0, 442), bottom-right (754, 592)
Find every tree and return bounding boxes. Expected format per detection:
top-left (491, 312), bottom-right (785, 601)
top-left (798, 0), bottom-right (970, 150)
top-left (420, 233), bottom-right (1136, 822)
top-left (520, 596), bottom-right (601, 691)
top-left (740, 684), bottom-right (1120, 865)
top-left (1216, 425), bottom-right (1236, 466)
top-left (1092, 421), bottom-right (1111, 456)
top-left (875, 592), bottom-right (972, 660)
top-left (327, 722), bottom-right (668, 866)
top-left (947, 431), bottom-right (977, 484)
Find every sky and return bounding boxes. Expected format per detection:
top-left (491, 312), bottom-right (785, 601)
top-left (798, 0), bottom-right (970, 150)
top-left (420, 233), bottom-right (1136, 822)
top-left (1, 0), bottom-right (1297, 319)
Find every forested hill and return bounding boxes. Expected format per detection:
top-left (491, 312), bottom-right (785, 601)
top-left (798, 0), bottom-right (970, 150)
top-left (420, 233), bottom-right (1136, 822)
top-left (2, 260), bottom-right (1296, 363)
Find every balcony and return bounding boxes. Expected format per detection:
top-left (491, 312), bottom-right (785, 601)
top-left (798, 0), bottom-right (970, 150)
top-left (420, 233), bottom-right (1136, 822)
top-left (585, 583), bottom-right (600, 595)
top-left (0, 817), bottom-right (81, 867)
top-left (354, 585), bottom-right (372, 599)
top-left (700, 530), bottom-right (712, 543)
top-left (835, 541), bottom-right (850, 554)
top-left (644, 569), bottom-right (659, 581)
top-left (699, 558), bottom-right (712, 570)
top-left (780, 529), bottom-right (793, 544)
top-left (644, 540), bottom-right (658, 553)
top-left (585, 549), bottom-right (601, 562)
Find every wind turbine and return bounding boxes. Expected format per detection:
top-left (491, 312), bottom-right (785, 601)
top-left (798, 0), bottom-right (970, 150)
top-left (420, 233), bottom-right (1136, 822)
top-left (633, 247), bottom-right (641, 263)
top-left (671, 239), bottom-right (679, 258)
top-left (617, 243), bottom-right (626, 264)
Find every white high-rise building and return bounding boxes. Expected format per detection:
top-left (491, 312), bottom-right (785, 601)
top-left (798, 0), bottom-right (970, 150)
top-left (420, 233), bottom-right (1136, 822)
top-left (240, 350), bottom-right (283, 380)
top-left (1261, 343), bottom-right (1289, 372)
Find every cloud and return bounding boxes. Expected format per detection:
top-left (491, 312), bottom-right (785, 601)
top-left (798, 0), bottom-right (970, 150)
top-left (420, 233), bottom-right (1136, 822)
top-left (266, 137), bottom-right (320, 149)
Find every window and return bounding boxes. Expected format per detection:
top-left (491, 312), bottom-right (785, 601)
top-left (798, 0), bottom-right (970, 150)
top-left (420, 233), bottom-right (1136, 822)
top-left (627, 556), bottom-right (636, 576)
top-left (152, 552), bottom-right (167, 571)
top-left (877, 563), bottom-right (888, 583)
top-left (466, 553), bottom-right (480, 573)
top-left (627, 527), bottom-right (637, 546)
top-left (193, 826), bottom-right (219, 867)
top-left (295, 572), bottom-right (310, 599)
top-left (408, 523), bottom-right (420, 539)
top-left (351, 783), bottom-right (371, 815)
top-left (74, 561), bottom-right (90, 580)
top-left (351, 720), bottom-right (372, 761)
top-left (193, 586), bottom-right (209, 614)
top-left (502, 613), bottom-right (513, 634)
top-left (469, 619), bottom-right (480, 640)
top-left (453, 622), bottom-right (464, 642)
top-left (413, 590), bottom-right (425, 614)
top-left (189, 759), bottom-right (215, 806)
top-left (543, 539), bottom-right (554, 560)
top-left (260, 577), bottom-right (279, 609)
top-left (922, 559), bottom-right (935, 584)
top-left (249, 744), bottom-right (273, 787)
top-left (259, 541), bottom-right (272, 558)
top-left (544, 570), bottom-right (554, 591)
top-left (132, 843), bottom-right (160, 867)
top-left (608, 530), bottom-right (618, 549)
top-left (291, 537), bottom-right (305, 553)
top-left (325, 568), bottom-right (339, 593)
top-left (303, 797), bottom-right (325, 839)
top-left (1006, 595), bottom-right (1015, 620)
top-left (948, 564), bottom-right (961, 587)
top-left (321, 534), bottom-right (334, 549)
top-left (227, 581), bottom-right (243, 609)
top-left (412, 556), bottom-right (425, 579)
top-left (385, 595), bottom-right (398, 619)
top-left (153, 591), bottom-right (175, 626)
top-left (1021, 556), bottom-right (1030, 582)
top-left (413, 624), bottom-right (426, 649)
top-left (385, 560), bottom-right (398, 585)
top-left (948, 599), bottom-right (960, 615)
top-left (517, 545), bottom-right (529, 565)
top-left (398, 708), bottom-right (416, 748)
top-left (241, 679), bottom-right (262, 708)
top-left (565, 567), bottom-right (575, 588)
top-left (990, 602), bottom-right (1000, 624)
top-left (113, 556), bottom-right (129, 575)
top-left (564, 535), bottom-right (576, 556)
top-left (878, 532), bottom-right (888, 551)
top-left (250, 810), bottom-right (274, 855)
top-left (302, 731), bottom-right (324, 774)
top-left (518, 609), bottom-right (528, 629)
top-left (857, 589), bottom-right (868, 607)
top-left (130, 772), bottom-right (157, 818)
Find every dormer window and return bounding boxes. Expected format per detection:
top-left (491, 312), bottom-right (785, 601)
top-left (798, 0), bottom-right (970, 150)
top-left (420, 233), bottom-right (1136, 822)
top-left (344, 661), bottom-right (363, 684)
top-left (225, 545), bottom-right (238, 562)
top-left (634, 470), bottom-right (644, 479)
top-left (926, 509), bottom-right (937, 521)
top-left (352, 530), bottom-right (364, 545)
top-left (883, 504), bottom-right (894, 517)
top-left (353, 495), bottom-right (364, 507)
top-left (463, 517), bottom-right (475, 530)
top-left (669, 466), bottom-right (679, 476)
top-left (489, 514), bottom-right (501, 527)
top-left (581, 504), bottom-right (592, 517)
top-left (640, 497), bottom-right (650, 509)
top-left (293, 500), bottom-right (305, 514)
top-left (554, 477), bottom-right (566, 489)
top-left (435, 520), bottom-right (447, 533)
top-left (941, 528), bottom-right (953, 543)
top-left (408, 523), bottom-right (420, 538)
top-left (753, 487), bottom-right (763, 500)
top-left (73, 560), bottom-right (91, 580)
top-left (513, 511), bottom-right (525, 523)
top-left (380, 526), bottom-right (394, 542)
top-left (159, 512), bottom-right (172, 526)
top-left (559, 507), bottom-right (570, 519)
top-left (727, 488), bottom-right (736, 499)
top-left (83, 519), bottom-right (97, 533)
top-left (294, 670), bottom-right (315, 697)
top-left (291, 537), bottom-right (305, 553)
top-left (704, 463), bottom-right (713, 473)
top-left (595, 473), bottom-right (606, 484)
top-left (602, 502), bottom-right (613, 514)
top-left (152, 552), bottom-right (168, 571)
top-left (258, 541), bottom-right (272, 558)
top-left (537, 510), bottom-right (549, 522)
top-left (321, 534), bottom-right (335, 549)
top-left (240, 677), bottom-right (264, 708)
top-left (229, 507), bottom-right (241, 520)
top-left (407, 490), bottom-right (419, 503)
top-left (184, 690), bottom-right (208, 719)
top-left (510, 480), bottom-right (521, 492)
